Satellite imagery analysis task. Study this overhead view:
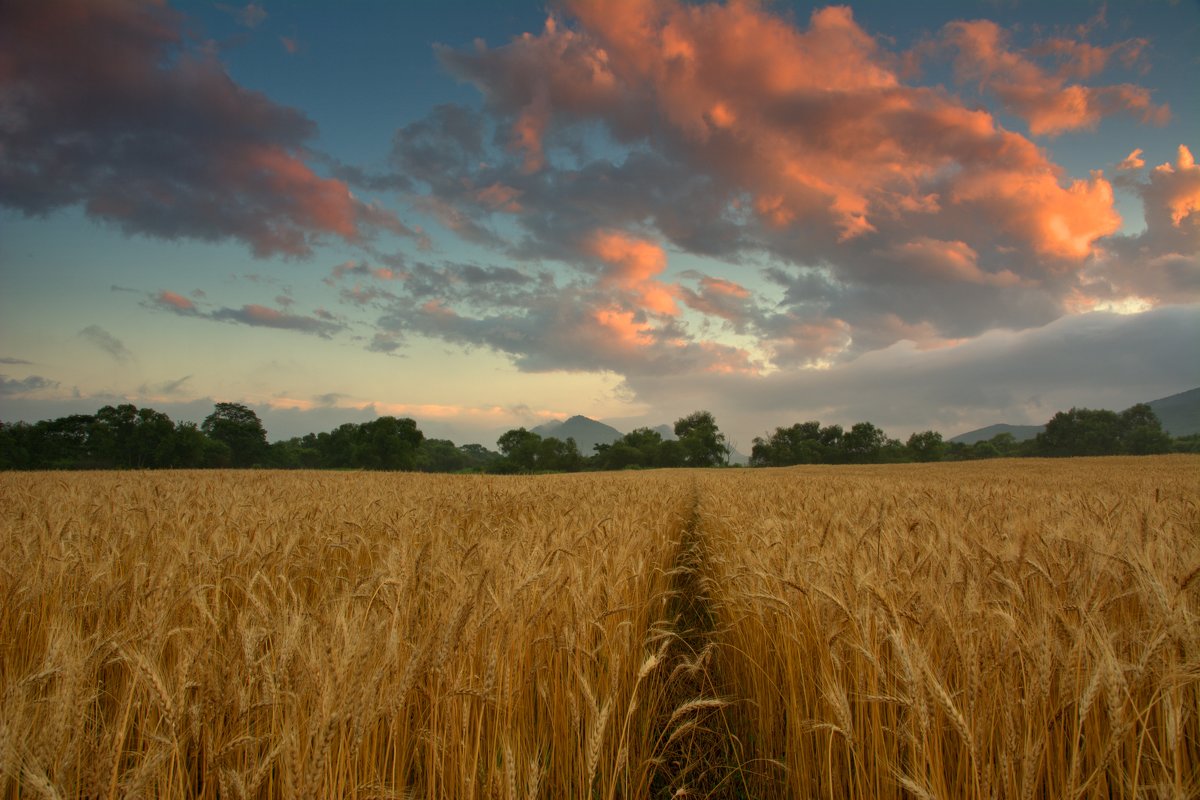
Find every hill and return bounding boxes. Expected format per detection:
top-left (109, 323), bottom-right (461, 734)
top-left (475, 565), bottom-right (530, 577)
top-left (950, 386), bottom-right (1199, 443)
top-left (949, 423), bottom-right (1044, 445)
top-left (531, 415), bottom-right (624, 454)
top-left (1148, 387), bottom-right (1200, 436)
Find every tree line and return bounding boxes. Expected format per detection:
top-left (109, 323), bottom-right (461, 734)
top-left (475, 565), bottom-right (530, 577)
top-left (0, 400), bottom-right (1194, 472)
top-left (750, 403), bottom-right (1192, 466)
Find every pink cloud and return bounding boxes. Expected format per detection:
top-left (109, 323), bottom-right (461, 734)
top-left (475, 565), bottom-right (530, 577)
top-left (0, 1), bottom-right (410, 257)
top-left (474, 182), bottom-right (524, 213)
top-left (1150, 145), bottom-right (1200, 228)
top-left (879, 237), bottom-right (1023, 286)
top-left (941, 20), bottom-right (1169, 137)
top-left (1118, 148), bottom-right (1146, 171)
top-left (445, 0), bottom-right (1126, 260)
top-left (156, 290), bottom-right (196, 312)
top-left (678, 275), bottom-right (756, 328)
top-left (586, 229), bottom-right (679, 315)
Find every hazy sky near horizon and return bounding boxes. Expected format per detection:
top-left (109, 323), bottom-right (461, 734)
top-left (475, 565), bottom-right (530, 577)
top-left (2, 0), bottom-right (1197, 450)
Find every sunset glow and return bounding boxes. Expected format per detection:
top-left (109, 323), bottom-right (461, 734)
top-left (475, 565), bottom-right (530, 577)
top-left (1, 0), bottom-right (1196, 447)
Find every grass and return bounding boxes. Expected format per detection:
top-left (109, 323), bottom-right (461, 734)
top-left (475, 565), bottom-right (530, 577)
top-left (1, 456), bottom-right (1196, 798)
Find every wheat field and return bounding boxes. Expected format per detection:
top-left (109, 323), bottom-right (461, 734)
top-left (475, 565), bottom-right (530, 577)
top-left (1, 457), bottom-right (1197, 798)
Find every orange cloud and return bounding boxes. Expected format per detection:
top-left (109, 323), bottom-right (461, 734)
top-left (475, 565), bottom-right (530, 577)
top-left (593, 307), bottom-right (656, 347)
top-left (474, 182), bottom-right (524, 212)
top-left (0, 1), bottom-right (411, 257)
top-left (587, 229), bottom-right (679, 315)
top-left (156, 290), bottom-right (195, 311)
top-left (1151, 145), bottom-right (1200, 227)
top-left (880, 237), bottom-right (1023, 286)
top-left (950, 168), bottom-right (1119, 261)
top-left (699, 276), bottom-right (749, 298)
top-left (942, 20), bottom-right (1169, 137)
top-left (447, 1), bottom-right (1127, 261)
top-left (1118, 148), bottom-right (1145, 171)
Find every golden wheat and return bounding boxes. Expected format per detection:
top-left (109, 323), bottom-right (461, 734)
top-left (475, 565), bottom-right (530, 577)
top-left (697, 456), bottom-right (1200, 799)
top-left (1, 456), bottom-right (1196, 798)
top-left (0, 471), bottom-right (690, 799)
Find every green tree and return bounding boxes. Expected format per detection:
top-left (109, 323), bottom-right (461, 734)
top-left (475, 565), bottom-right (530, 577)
top-left (906, 430), bottom-right (945, 462)
top-left (1037, 408), bottom-right (1123, 456)
top-left (842, 421), bottom-right (888, 463)
top-left (674, 411), bottom-right (729, 467)
top-left (496, 428), bottom-right (543, 472)
top-left (417, 439), bottom-right (468, 472)
top-left (1120, 403), bottom-right (1171, 454)
top-left (356, 416), bottom-right (424, 470)
top-left (170, 422), bottom-right (209, 467)
top-left (201, 402), bottom-right (268, 467)
top-left (752, 421), bottom-right (825, 466)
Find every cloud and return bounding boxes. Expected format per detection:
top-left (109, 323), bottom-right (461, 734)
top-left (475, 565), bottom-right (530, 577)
top-left (0, 357), bottom-right (34, 366)
top-left (154, 290), bottom-right (200, 314)
top-left (1082, 145), bottom-right (1200, 308)
top-left (138, 375), bottom-right (192, 396)
top-left (210, 304), bottom-right (344, 338)
top-left (939, 20), bottom-right (1168, 136)
top-left (0, 375), bottom-right (59, 396)
top-left (586, 230), bottom-right (678, 315)
top-left (146, 290), bottom-right (345, 338)
top-left (78, 325), bottom-right (133, 363)
top-left (217, 3), bottom-right (267, 29)
top-left (1118, 148), bottom-right (1146, 171)
top-left (374, 270), bottom-right (757, 377)
top-left (391, 0), bottom-right (1180, 373)
top-left (621, 305), bottom-right (1199, 446)
top-left (0, 0), bottom-right (411, 257)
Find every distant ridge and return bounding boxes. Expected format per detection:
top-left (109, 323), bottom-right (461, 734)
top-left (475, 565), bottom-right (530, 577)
top-left (531, 415), bottom-right (751, 463)
top-left (948, 424), bottom-right (1043, 445)
top-left (950, 386), bottom-right (1199, 443)
top-left (530, 415), bottom-right (623, 454)
top-left (1148, 387), bottom-right (1200, 436)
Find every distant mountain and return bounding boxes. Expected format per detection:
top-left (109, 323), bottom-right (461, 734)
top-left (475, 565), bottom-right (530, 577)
top-left (1148, 387), bottom-right (1200, 436)
top-left (949, 423), bottom-right (1044, 445)
top-left (651, 424), bottom-right (676, 440)
top-left (949, 386), bottom-right (1200, 443)
top-left (531, 415), bottom-right (624, 454)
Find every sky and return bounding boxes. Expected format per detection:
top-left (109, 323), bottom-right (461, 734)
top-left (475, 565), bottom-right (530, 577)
top-left (1, 0), bottom-right (1197, 452)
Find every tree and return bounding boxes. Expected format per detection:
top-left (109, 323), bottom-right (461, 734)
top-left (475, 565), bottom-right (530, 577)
top-left (459, 443), bottom-right (501, 471)
top-left (496, 428), bottom-right (543, 472)
top-left (906, 430), bottom-right (945, 462)
top-left (170, 422), bottom-right (210, 467)
top-left (417, 439), bottom-right (468, 472)
top-left (1119, 403), bottom-right (1171, 455)
top-left (201, 402), bottom-right (268, 467)
top-left (751, 421), bottom-right (824, 466)
top-left (356, 416), bottom-right (424, 470)
top-left (674, 411), bottom-right (729, 467)
top-left (842, 421), bottom-right (889, 463)
top-left (1037, 408), bottom-right (1123, 456)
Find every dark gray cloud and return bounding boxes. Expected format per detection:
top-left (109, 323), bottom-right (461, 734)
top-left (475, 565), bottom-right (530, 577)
top-left (0, 375), bottom-right (59, 396)
top-left (621, 305), bottom-right (1199, 446)
top-left (145, 291), bottom-right (344, 338)
top-left (0, 357), bottom-right (34, 366)
top-left (78, 325), bottom-right (133, 363)
top-left (0, 0), bottom-right (410, 257)
top-left (138, 375), bottom-right (192, 396)
top-left (374, 274), bottom-right (754, 377)
top-left (209, 305), bottom-right (344, 338)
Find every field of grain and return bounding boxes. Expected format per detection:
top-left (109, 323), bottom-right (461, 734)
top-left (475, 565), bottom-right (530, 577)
top-left (697, 457), bottom-right (1200, 799)
top-left (1, 456), bottom-right (1197, 799)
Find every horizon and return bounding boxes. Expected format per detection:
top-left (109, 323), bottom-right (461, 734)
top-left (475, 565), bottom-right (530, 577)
top-left (2, 1), bottom-right (1198, 452)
